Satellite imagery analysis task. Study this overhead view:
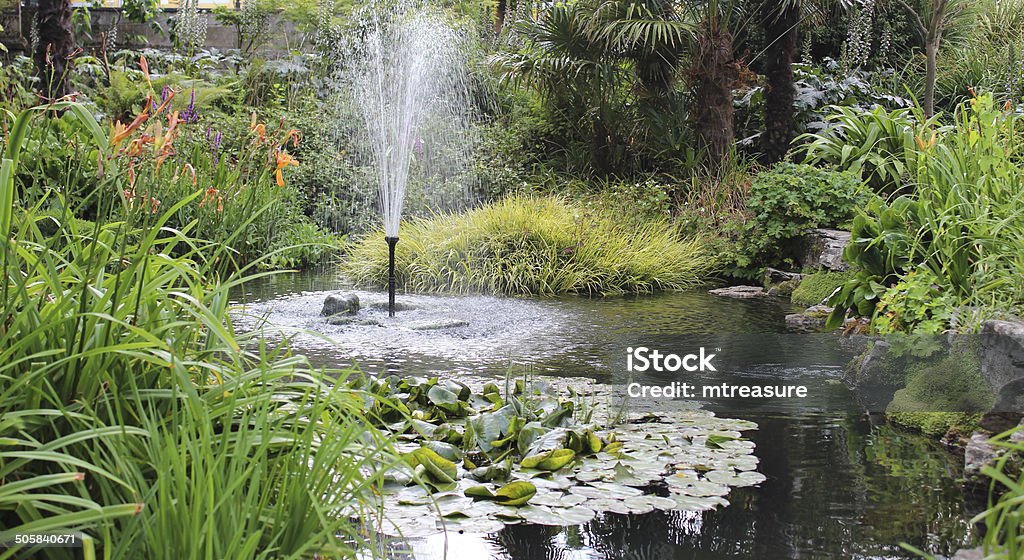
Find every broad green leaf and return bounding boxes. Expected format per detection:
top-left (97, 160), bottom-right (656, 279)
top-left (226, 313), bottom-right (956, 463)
top-left (493, 481), bottom-right (536, 506)
top-left (403, 447), bottom-right (457, 484)
top-left (521, 448), bottom-right (575, 471)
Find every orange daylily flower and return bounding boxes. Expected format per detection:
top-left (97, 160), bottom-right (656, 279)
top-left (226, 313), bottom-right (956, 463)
top-left (111, 104), bottom-right (152, 148)
top-left (252, 123), bottom-right (266, 143)
top-left (140, 55), bottom-right (152, 88)
top-left (915, 129), bottom-right (937, 151)
top-left (155, 112), bottom-right (180, 170)
top-left (274, 151), bottom-right (299, 187)
top-left (200, 186), bottom-right (218, 207)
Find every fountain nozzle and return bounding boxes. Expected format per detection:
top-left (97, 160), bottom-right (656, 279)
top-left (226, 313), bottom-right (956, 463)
top-left (386, 236), bottom-right (399, 317)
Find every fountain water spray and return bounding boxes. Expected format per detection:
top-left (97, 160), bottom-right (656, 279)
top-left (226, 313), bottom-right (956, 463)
top-left (341, 4), bottom-right (476, 317)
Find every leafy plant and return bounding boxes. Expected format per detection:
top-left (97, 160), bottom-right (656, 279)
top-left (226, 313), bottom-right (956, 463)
top-left (969, 426), bottom-right (1024, 559)
top-left (1, 101), bottom-right (393, 558)
top-left (828, 92), bottom-right (1024, 331)
top-left (735, 162), bottom-right (865, 271)
top-left (797, 104), bottom-right (945, 194)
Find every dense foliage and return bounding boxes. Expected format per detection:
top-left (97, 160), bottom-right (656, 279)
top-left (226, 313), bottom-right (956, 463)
top-left (2, 0), bottom-right (1024, 556)
top-left (0, 104), bottom-right (393, 557)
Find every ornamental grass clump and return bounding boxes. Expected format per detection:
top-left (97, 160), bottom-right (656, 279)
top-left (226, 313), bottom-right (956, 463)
top-left (342, 195), bottom-right (716, 296)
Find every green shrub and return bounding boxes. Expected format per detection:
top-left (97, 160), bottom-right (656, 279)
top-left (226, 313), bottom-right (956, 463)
top-left (828, 93), bottom-right (1024, 332)
top-left (873, 267), bottom-right (957, 334)
top-left (737, 162), bottom-right (865, 271)
top-left (342, 195), bottom-right (717, 296)
top-left (791, 270), bottom-right (854, 306)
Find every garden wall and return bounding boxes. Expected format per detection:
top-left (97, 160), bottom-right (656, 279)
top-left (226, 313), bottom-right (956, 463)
top-left (2, 7), bottom-right (302, 55)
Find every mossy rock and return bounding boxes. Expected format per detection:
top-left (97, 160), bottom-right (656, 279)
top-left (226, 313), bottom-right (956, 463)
top-left (767, 278), bottom-right (801, 297)
top-left (791, 270), bottom-right (855, 306)
top-left (887, 404), bottom-right (981, 437)
top-left (885, 346), bottom-right (992, 436)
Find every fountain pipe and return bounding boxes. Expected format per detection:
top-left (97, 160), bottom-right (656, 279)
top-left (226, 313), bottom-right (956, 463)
top-left (386, 236), bottom-right (399, 317)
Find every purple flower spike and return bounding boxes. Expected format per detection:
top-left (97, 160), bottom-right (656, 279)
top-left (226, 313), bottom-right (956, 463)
top-left (181, 89), bottom-right (200, 124)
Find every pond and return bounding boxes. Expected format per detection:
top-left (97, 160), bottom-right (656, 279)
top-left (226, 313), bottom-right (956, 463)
top-left (235, 271), bottom-right (977, 560)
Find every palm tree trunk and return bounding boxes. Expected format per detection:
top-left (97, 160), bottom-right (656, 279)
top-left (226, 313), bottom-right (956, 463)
top-left (760, 2), bottom-right (799, 163)
top-left (34, 0), bottom-right (73, 100)
top-left (694, 24), bottom-right (736, 170)
top-left (923, 39), bottom-right (938, 118)
top-left (495, 0), bottom-right (507, 37)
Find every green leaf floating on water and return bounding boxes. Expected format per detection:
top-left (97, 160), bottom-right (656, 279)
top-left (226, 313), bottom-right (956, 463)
top-left (521, 448), bottom-right (575, 471)
top-left (427, 385), bottom-right (461, 413)
top-left (465, 481), bottom-right (537, 506)
top-left (706, 434), bottom-right (740, 449)
top-left (494, 481), bottom-right (537, 506)
top-left (465, 485), bottom-right (496, 499)
top-left (403, 447), bottom-right (457, 484)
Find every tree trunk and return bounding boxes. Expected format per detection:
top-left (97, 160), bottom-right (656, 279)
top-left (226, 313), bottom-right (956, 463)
top-left (34, 0), bottom-right (73, 101)
top-left (923, 39), bottom-right (937, 118)
top-left (495, 0), bottom-right (507, 37)
top-left (694, 24), bottom-right (737, 172)
top-left (760, 2), bottom-right (799, 164)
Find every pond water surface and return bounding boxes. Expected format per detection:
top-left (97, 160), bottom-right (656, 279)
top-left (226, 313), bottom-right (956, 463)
top-left (236, 272), bottom-right (977, 560)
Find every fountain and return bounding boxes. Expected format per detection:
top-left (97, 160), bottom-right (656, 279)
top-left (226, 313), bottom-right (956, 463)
top-left (341, 4), bottom-right (476, 317)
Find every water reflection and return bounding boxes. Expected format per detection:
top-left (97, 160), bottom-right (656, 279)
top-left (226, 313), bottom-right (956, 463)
top-left (237, 272), bottom-right (976, 559)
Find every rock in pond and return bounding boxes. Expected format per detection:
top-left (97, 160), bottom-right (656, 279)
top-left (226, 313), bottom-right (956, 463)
top-left (327, 316), bottom-right (382, 327)
top-left (321, 293), bottom-right (360, 317)
top-left (763, 267), bottom-right (805, 283)
top-left (785, 305), bottom-right (833, 332)
top-left (797, 228), bottom-right (851, 271)
top-left (368, 301), bottom-right (418, 312)
top-left (404, 319), bottom-right (469, 331)
top-left (709, 286), bottom-right (765, 299)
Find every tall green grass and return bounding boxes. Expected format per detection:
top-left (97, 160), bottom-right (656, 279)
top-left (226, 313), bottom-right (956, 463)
top-left (342, 195), bottom-right (717, 296)
top-left (1, 103), bottom-right (394, 558)
top-left (954, 426), bottom-right (1024, 559)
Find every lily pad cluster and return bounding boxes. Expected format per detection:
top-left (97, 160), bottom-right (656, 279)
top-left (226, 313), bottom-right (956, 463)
top-left (358, 375), bottom-right (765, 537)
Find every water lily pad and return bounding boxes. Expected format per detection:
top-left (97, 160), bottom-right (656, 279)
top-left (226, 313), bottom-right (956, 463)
top-left (569, 483), bottom-right (643, 500)
top-left (529, 491), bottom-right (588, 508)
top-left (519, 505), bottom-right (597, 526)
top-left (493, 481), bottom-right (537, 506)
top-left (584, 497), bottom-right (632, 515)
top-left (404, 447), bottom-right (457, 484)
top-left (670, 493), bottom-right (729, 511)
top-left (622, 495), bottom-right (679, 514)
top-left (440, 515), bottom-right (507, 534)
top-left (522, 448), bottom-right (575, 471)
top-left (424, 441), bottom-right (463, 462)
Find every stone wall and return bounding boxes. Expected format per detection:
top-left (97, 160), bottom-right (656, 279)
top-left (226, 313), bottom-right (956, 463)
top-left (1, 7), bottom-right (303, 56)
top-left (981, 319), bottom-right (1024, 413)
